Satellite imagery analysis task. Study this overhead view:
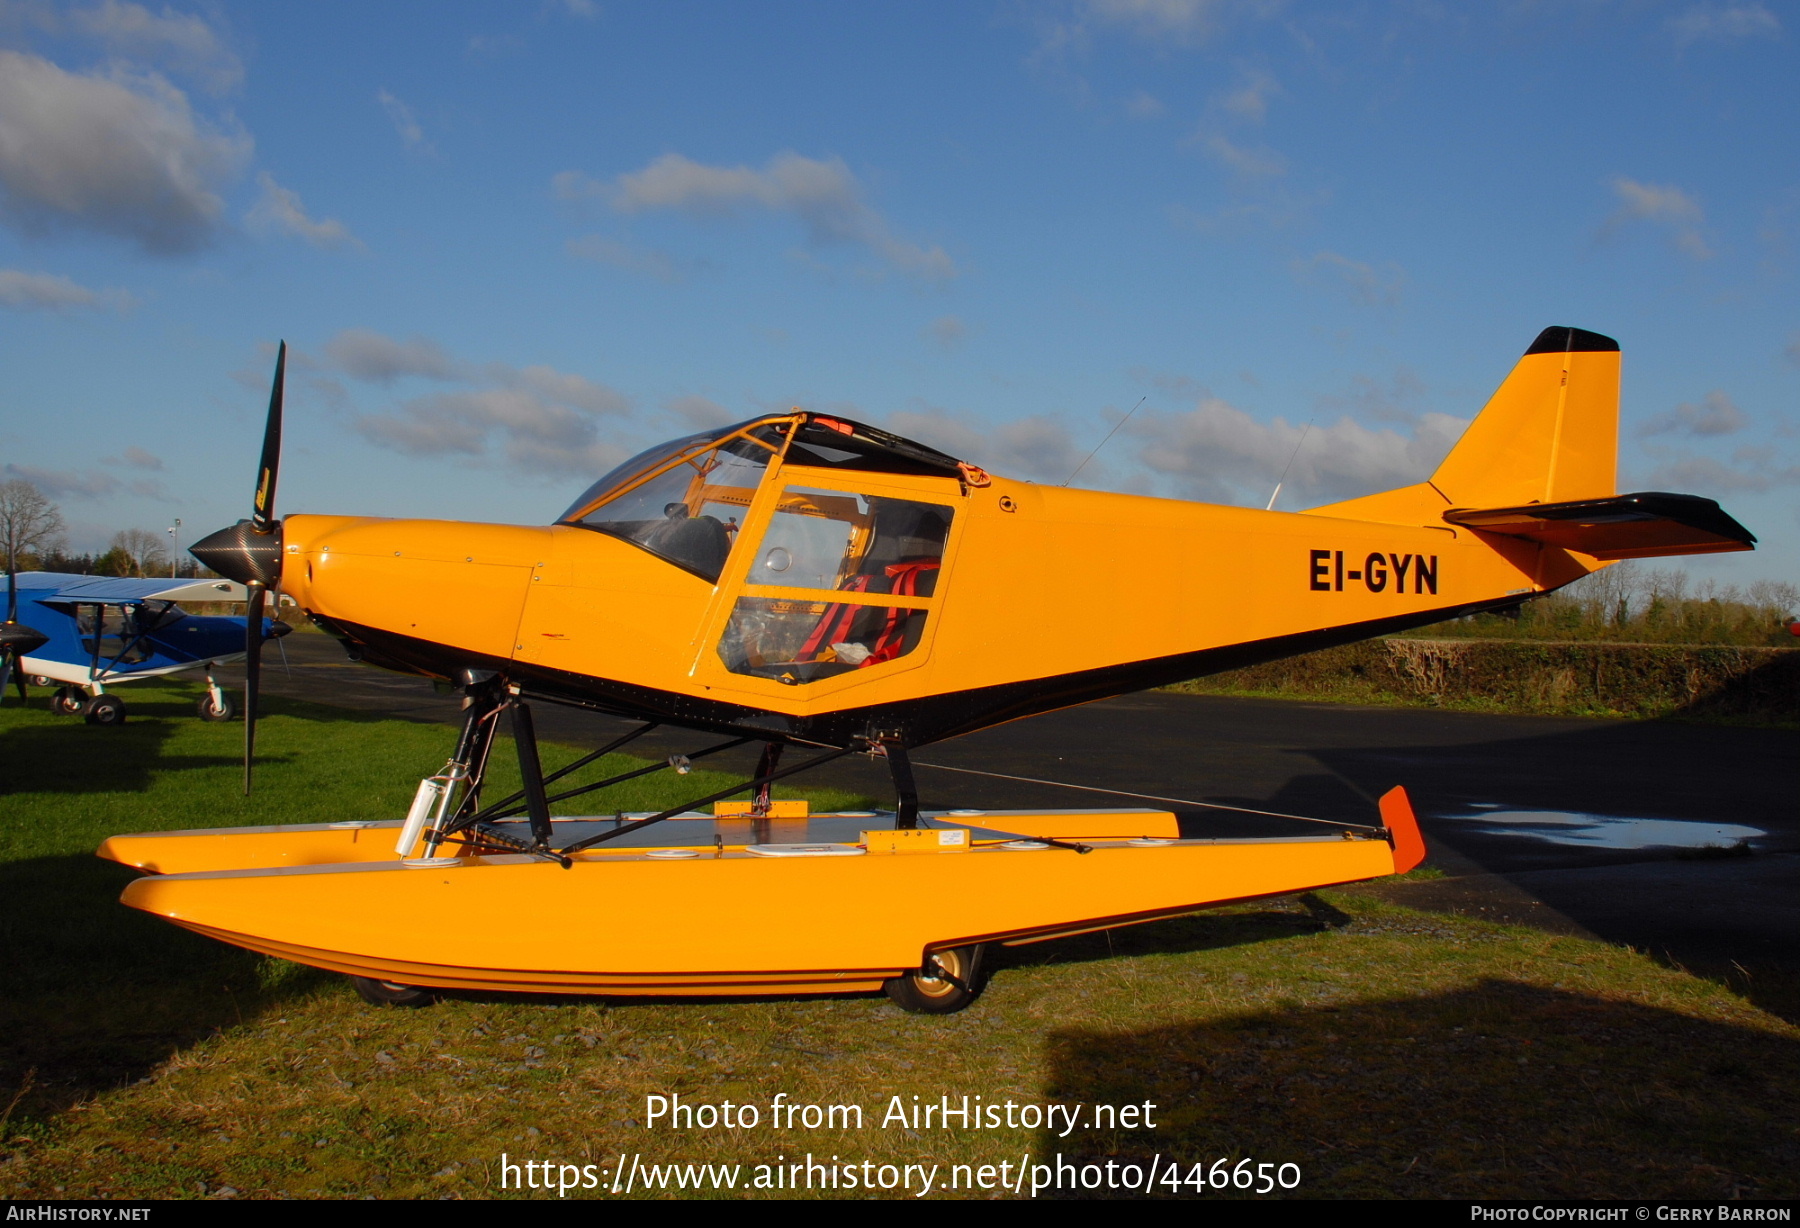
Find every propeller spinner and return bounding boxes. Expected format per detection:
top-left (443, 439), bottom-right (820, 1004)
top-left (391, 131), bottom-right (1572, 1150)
top-left (190, 341), bottom-right (285, 793)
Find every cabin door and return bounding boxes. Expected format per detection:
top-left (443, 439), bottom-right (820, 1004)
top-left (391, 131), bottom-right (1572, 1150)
top-left (694, 474), bottom-right (959, 698)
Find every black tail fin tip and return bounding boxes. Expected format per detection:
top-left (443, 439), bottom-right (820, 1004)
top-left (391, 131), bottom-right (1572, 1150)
top-left (1525, 326), bottom-right (1620, 356)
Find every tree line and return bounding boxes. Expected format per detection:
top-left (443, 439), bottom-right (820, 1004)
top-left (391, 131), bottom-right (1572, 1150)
top-left (1415, 562), bottom-right (1799, 647)
top-left (1, 478), bottom-right (200, 579)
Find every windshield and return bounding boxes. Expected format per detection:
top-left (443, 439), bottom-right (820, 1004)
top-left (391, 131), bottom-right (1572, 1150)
top-left (559, 423), bottom-right (784, 582)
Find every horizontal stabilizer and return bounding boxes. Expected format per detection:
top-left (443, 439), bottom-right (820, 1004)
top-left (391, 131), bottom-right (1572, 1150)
top-left (1442, 492), bottom-right (1755, 560)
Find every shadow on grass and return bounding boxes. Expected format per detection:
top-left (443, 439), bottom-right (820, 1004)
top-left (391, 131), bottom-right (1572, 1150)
top-left (991, 907), bottom-right (1331, 978)
top-left (1036, 978), bottom-right (1800, 1199)
top-left (0, 718), bottom-right (205, 797)
top-left (0, 854), bottom-right (331, 1127)
top-left (0, 687), bottom-right (327, 796)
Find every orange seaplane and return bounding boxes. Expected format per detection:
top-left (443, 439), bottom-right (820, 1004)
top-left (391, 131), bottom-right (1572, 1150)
top-left (99, 327), bottom-right (1753, 1011)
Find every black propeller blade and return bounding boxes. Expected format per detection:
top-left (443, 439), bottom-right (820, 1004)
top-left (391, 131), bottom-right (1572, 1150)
top-left (1, 566), bottom-right (50, 706)
top-left (191, 341), bottom-right (286, 793)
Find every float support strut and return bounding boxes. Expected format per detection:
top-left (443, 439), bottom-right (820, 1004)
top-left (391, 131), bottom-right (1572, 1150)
top-left (885, 741), bottom-right (920, 829)
top-left (510, 701), bottom-right (554, 848)
top-left (751, 742), bottom-right (783, 816)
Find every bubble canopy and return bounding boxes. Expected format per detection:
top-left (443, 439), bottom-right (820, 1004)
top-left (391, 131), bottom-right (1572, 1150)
top-left (555, 414), bottom-right (968, 582)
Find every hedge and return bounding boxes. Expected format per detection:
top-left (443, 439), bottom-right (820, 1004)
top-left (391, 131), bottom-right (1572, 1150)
top-left (1166, 638), bottom-right (1799, 723)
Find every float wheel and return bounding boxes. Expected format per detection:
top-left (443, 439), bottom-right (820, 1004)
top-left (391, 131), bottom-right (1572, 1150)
top-left (883, 944), bottom-right (987, 1014)
top-left (349, 976), bottom-right (436, 1007)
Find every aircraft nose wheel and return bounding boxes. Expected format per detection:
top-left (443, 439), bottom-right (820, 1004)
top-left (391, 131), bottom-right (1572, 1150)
top-left (196, 692), bottom-right (236, 722)
top-left (83, 694), bottom-right (127, 726)
top-left (50, 687), bottom-right (86, 716)
top-left (349, 976), bottom-right (436, 1008)
top-left (883, 944), bottom-right (987, 1014)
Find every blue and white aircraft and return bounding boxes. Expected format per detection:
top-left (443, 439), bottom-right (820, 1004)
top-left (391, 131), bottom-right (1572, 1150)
top-left (0, 572), bottom-right (290, 725)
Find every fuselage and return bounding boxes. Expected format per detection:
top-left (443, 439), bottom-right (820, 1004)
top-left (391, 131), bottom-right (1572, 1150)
top-left (276, 415), bottom-right (1578, 748)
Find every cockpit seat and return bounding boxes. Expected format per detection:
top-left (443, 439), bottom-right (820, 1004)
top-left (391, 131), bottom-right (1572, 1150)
top-left (645, 514), bottom-right (731, 581)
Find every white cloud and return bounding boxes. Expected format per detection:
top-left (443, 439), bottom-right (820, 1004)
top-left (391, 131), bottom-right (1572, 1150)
top-left (665, 394), bottom-right (736, 429)
top-left (884, 407), bottom-right (1091, 485)
top-left (0, 50), bottom-right (249, 253)
top-left (1220, 68), bottom-right (1279, 123)
top-left (323, 329), bottom-right (461, 383)
top-left (1168, 197), bottom-right (1308, 234)
top-left (71, 0), bottom-right (243, 93)
top-left (1193, 131), bottom-right (1285, 178)
top-left (1314, 368), bottom-right (1430, 424)
top-left (245, 171), bottom-right (358, 249)
top-left (376, 89), bottom-right (430, 153)
top-left (1639, 390), bottom-right (1749, 438)
top-left (499, 363), bottom-right (627, 416)
top-left (327, 329), bottom-right (634, 479)
top-left (1638, 452), bottom-right (1800, 494)
top-left (566, 234), bottom-right (681, 282)
top-left (559, 0), bottom-right (599, 17)
top-left (1603, 178), bottom-right (1712, 259)
top-left (1123, 398), bottom-right (1468, 506)
top-left (354, 389), bottom-right (629, 479)
top-left (1291, 250), bottom-right (1405, 306)
top-left (1124, 90), bottom-right (1165, 119)
top-left (119, 445), bottom-right (162, 469)
top-left (1667, 3), bottom-right (1780, 47)
top-left (0, 267), bottom-right (133, 311)
top-left (560, 151), bottom-right (958, 282)
top-left (1085, 0), bottom-right (1229, 44)
top-left (925, 315), bottom-right (966, 350)
top-left (3, 462), bottom-right (120, 499)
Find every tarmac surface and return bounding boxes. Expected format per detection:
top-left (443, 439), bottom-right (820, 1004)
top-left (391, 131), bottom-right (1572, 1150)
top-left (240, 632), bottom-right (1798, 978)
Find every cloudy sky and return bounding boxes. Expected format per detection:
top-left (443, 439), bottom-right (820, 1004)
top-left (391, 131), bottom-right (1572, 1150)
top-left (0, 0), bottom-right (1795, 584)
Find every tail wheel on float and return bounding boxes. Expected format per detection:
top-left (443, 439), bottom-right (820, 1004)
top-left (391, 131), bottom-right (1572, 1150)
top-left (883, 944), bottom-right (987, 1014)
top-left (83, 695), bottom-right (126, 726)
top-left (196, 692), bottom-right (236, 722)
top-left (50, 687), bottom-right (85, 716)
top-left (349, 976), bottom-right (436, 1008)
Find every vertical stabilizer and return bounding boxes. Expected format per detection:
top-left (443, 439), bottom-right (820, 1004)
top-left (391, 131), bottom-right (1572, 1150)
top-left (1429, 326), bottom-right (1619, 509)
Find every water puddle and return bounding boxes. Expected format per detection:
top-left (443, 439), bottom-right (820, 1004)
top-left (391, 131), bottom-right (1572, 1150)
top-left (1440, 803), bottom-right (1764, 850)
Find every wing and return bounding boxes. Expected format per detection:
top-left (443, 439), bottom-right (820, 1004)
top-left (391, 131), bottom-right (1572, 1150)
top-left (33, 576), bottom-right (250, 607)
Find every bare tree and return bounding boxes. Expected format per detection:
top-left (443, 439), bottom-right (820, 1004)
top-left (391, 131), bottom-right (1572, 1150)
top-left (0, 479), bottom-right (65, 571)
top-left (108, 528), bottom-right (169, 578)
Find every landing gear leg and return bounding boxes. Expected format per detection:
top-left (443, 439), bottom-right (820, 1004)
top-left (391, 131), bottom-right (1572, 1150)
top-left (196, 668), bottom-right (234, 721)
top-left (419, 680), bottom-right (504, 856)
top-left (751, 741), bottom-right (783, 816)
top-left (884, 740), bottom-right (920, 829)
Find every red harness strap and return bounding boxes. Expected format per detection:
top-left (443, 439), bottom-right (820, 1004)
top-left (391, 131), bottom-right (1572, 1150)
top-left (863, 561), bottom-right (939, 665)
top-left (797, 575), bottom-right (871, 661)
top-left (795, 561), bottom-right (939, 667)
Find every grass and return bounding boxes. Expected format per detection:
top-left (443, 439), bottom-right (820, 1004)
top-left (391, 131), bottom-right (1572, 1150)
top-left (2, 680), bottom-right (1798, 1200)
top-left (1162, 677), bottom-right (1799, 728)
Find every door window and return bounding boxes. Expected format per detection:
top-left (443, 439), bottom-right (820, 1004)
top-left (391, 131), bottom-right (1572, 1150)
top-left (717, 487), bottom-right (953, 684)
